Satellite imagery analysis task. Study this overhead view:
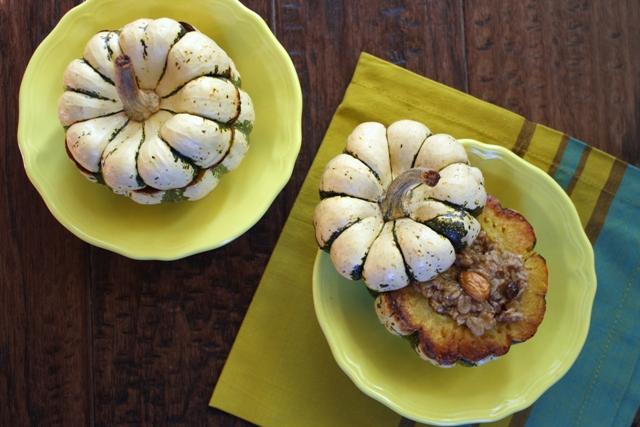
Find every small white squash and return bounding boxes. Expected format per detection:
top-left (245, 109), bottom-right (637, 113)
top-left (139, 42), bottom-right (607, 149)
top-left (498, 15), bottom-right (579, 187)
top-left (58, 18), bottom-right (255, 204)
top-left (314, 120), bottom-right (486, 292)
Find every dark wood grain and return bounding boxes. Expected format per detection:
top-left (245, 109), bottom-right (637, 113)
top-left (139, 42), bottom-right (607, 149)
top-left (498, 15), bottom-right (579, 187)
top-left (0, 1), bottom-right (638, 426)
top-left (0, 0), bottom-right (89, 425)
top-left (464, 0), bottom-right (640, 166)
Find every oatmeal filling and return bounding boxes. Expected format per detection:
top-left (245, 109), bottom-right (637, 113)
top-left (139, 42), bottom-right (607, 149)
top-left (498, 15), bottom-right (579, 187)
top-left (413, 231), bottom-right (528, 336)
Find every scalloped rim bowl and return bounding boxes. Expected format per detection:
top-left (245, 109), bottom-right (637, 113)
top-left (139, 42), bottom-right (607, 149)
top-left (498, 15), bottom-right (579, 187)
top-left (313, 139), bottom-right (596, 425)
top-left (18, 0), bottom-right (302, 260)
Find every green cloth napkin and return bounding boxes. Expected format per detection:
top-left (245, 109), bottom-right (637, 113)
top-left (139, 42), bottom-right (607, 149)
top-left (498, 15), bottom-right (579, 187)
top-left (211, 53), bottom-right (640, 427)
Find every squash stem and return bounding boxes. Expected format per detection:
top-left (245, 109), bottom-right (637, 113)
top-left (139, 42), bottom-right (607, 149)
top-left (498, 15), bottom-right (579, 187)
top-left (114, 55), bottom-right (159, 121)
top-left (380, 168), bottom-right (440, 221)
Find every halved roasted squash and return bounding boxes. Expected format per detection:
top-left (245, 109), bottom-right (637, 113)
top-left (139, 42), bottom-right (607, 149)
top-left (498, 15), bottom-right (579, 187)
top-left (375, 195), bottom-right (548, 367)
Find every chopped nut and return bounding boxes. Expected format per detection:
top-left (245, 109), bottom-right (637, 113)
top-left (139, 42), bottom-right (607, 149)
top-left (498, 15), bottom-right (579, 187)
top-left (456, 252), bottom-right (474, 268)
top-left (457, 295), bottom-right (471, 314)
top-left (459, 271), bottom-right (491, 301)
top-left (465, 316), bottom-right (485, 336)
top-left (497, 308), bottom-right (524, 323)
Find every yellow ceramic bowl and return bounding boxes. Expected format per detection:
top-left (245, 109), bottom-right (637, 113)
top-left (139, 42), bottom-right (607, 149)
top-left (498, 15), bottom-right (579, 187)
top-left (313, 139), bottom-right (596, 425)
top-left (18, 0), bottom-right (301, 259)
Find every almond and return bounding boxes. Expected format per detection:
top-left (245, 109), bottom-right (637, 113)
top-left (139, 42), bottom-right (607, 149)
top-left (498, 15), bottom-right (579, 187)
top-left (459, 271), bottom-right (490, 301)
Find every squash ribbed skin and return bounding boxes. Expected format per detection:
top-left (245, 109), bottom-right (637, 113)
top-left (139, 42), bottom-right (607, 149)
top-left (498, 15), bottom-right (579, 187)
top-left (314, 120), bottom-right (487, 292)
top-left (58, 18), bottom-right (255, 204)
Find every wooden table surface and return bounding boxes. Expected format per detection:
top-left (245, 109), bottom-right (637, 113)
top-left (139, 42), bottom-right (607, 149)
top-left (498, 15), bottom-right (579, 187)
top-left (1, 1), bottom-right (639, 425)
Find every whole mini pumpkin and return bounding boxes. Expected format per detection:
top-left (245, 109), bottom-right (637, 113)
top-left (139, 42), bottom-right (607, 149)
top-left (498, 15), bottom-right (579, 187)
top-left (58, 18), bottom-right (255, 204)
top-left (313, 120), bottom-right (486, 292)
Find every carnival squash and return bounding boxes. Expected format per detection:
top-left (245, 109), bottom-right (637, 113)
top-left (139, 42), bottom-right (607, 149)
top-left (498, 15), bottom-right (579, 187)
top-left (58, 18), bottom-right (255, 204)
